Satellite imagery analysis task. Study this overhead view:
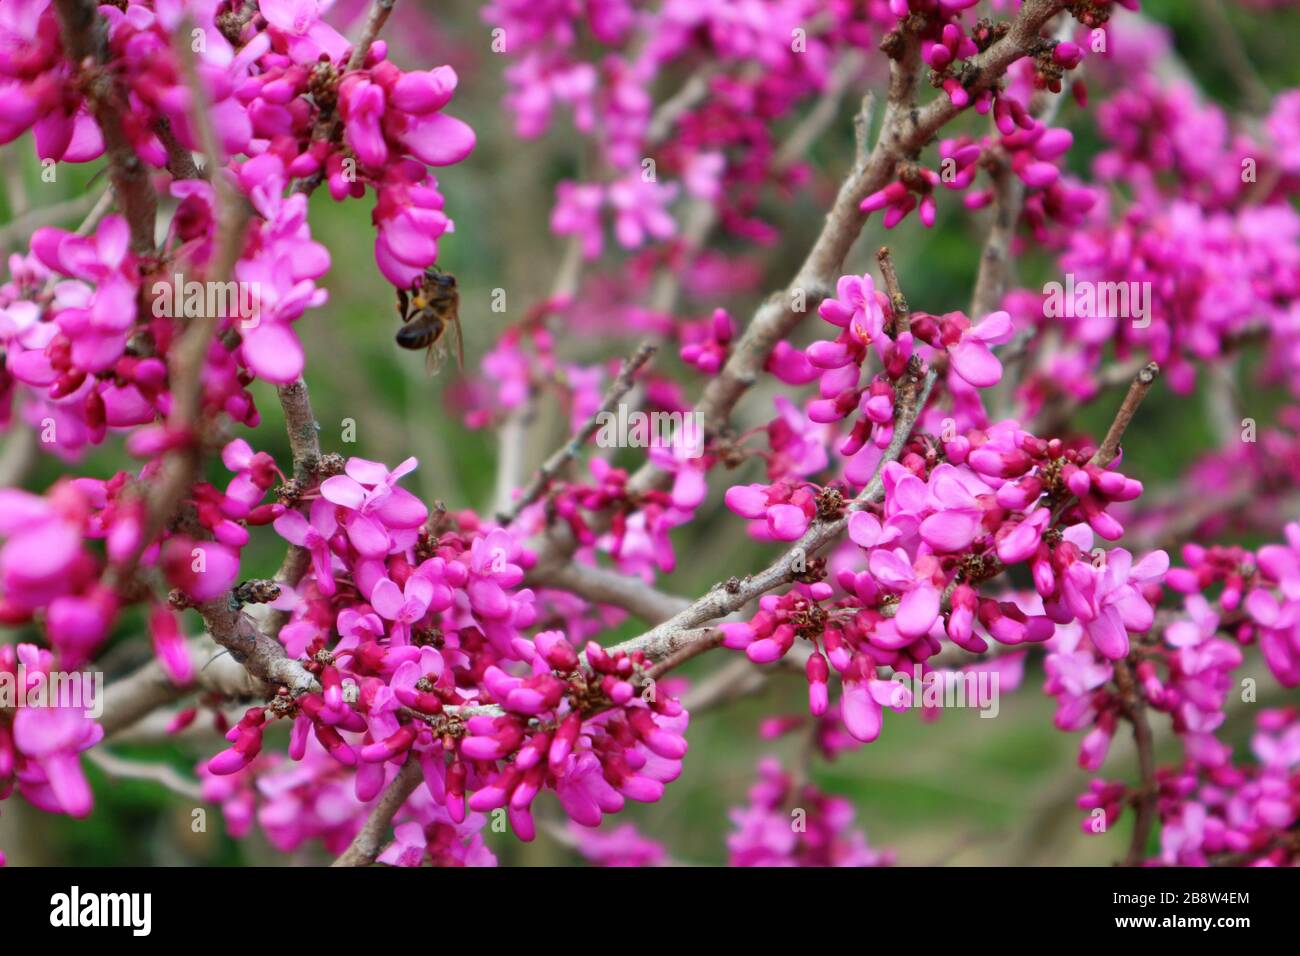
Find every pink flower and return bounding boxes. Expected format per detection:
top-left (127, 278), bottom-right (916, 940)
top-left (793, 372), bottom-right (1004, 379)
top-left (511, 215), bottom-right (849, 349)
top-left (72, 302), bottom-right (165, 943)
top-left (918, 463), bottom-right (989, 553)
top-left (0, 487), bottom-right (87, 611)
top-left (1244, 522), bottom-right (1300, 686)
top-left (947, 310), bottom-right (1014, 388)
top-left (398, 111), bottom-right (477, 167)
top-left (11, 701), bottom-right (103, 818)
top-left (840, 678), bottom-right (910, 743)
top-left (647, 435), bottom-right (708, 513)
top-left (377, 820), bottom-right (428, 866)
top-left (149, 605), bottom-right (194, 686)
top-left (274, 498), bottom-right (340, 595)
top-left (234, 173), bottom-right (330, 384)
top-left (1044, 623), bottom-right (1113, 731)
top-left (724, 481), bottom-right (816, 541)
top-left (464, 529), bottom-right (525, 621)
top-left (372, 171), bottom-right (452, 287)
top-left (728, 757), bottom-right (893, 866)
top-left (868, 548), bottom-right (942, 640)
top-left (258, 0), bottom-right (349, 64)
top-left (551, 181), bottom-right (605, 259)
top-left (1061, 546), bottom-right (1169, 660)
top-left (371, 573), bottom-right (437, 645)
top-left (607, 175), bottom-right (677, 250)
top-left (162, 537), bottom-right (241, 603)
top-left (319, 457), bottom-right (427, 557)
top-left (570, 822), bottom-right (666, 867)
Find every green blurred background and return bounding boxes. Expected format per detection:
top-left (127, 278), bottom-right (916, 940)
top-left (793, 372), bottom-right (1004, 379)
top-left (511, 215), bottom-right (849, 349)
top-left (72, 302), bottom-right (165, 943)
top-left (0, 0), bottom-right (1297, 865)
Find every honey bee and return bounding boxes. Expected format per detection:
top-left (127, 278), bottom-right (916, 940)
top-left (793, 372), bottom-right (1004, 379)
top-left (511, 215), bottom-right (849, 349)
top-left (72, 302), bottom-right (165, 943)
top-left (395, 266), bottom-right (465, 374)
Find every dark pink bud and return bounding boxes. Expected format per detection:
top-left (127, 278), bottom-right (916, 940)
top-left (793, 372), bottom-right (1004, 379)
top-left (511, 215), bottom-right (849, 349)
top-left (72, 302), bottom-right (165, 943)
top-left (360, 724), bottom-right (418, 762)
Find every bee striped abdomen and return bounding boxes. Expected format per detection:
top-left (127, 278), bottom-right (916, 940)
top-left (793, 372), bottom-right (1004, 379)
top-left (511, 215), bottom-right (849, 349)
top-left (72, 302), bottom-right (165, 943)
top-left (396, 317), bottom-right (443, 349)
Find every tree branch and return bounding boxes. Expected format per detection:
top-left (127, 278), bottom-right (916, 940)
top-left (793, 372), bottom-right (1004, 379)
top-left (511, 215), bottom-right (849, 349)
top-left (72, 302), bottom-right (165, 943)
top-left (99, 634), bottom-right (272, 738)
top-left (51, 0), bottom-right (157, 253)
top-left (195, 598), bottom-right (318, 695)
top-left (1113, 657), bottom-right (1158, 866)
top-left (1091, 361), bottom-right (1161, 469)
top-left (331, 759), bottom-right (422, 866)
top-left (527, 0), bottom-right (1066, 575)
top-left (536, 562), bottom-right (689, 624)
top-left (264, 377), bottom-right (326, 636)
top-left (86, 750), bottom-right (205, 801)
top-left (606, 363), bottom-right (937, 663)
top-left (501, 342), bottom-right (657, 525)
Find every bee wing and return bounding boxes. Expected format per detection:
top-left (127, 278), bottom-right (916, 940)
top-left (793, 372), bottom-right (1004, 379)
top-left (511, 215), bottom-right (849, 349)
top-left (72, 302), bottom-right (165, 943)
top-left (451, 310), bottom-right (465, 372)
top-left (425, 338), bottom-right (448, 376)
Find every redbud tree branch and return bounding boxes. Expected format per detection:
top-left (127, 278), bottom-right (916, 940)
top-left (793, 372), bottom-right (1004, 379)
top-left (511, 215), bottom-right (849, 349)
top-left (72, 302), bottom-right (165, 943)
top-left (608, 358), bottom-right (939, 664)
top-left (51, 0), bottom-right (157, 254)
top-left (1091, 361), bottom-right (1162, 470)
top-left (332, 759), bottom-right (423, 866)
top-left (1112, 657), bottom-right (1158, 866)
top-left (667, 0), bottom-right (1066, 443)
top-left (100, 636), bottom-right (266, 738)
top-left (264, 377), bottom-right (326, 638)
top-left (528, 0), bottom-right (1068, 580)
top-left (537, 562), bottom-right (690, 626)
top-left (196, 598), bottom-right (318, 695)
top-left (500, 342), bottom-right (658, 524)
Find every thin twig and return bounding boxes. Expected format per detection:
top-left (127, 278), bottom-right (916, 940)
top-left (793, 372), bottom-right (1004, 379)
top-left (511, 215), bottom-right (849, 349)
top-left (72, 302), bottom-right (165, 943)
top-left (1092, 362), bottom-right (1161, 469)
top-left (86, 750), bottom-right (205, 801)
top-left (331, 759), bottom-right (423, 866)
top-left (1113, 657), bottom-right (1158, 866)
top-left (155, 116), bottom-right (203, 181)
top-left (500, 342), bottom-right (657, 524)
top-left (263, 377), bottom-right (326, 636)
top-left (100, 636), bottom-right (265, 738)
top-left (876, 245), bottom-right (910, 336)
top-left (536, 562), bottom-right (689, 624)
